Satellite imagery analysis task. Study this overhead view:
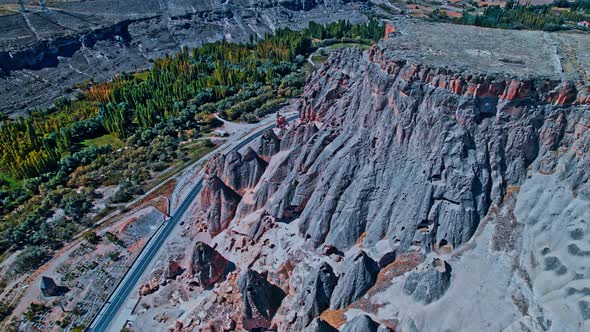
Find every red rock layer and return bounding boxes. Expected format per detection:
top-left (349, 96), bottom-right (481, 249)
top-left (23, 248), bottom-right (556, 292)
top-left (368, 46), bottom-right (590, 107)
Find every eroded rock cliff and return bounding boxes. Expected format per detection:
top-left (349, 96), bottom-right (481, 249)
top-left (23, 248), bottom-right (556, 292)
top-left (137, 19), bottom-right (590, 332)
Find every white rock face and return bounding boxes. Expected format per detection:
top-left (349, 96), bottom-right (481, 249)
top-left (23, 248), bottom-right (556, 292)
top-left (134, 22), bottom-right (590, 331)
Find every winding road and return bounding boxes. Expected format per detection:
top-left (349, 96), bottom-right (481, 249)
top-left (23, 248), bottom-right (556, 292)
top-left (88, 114), bottom-right (299, 332)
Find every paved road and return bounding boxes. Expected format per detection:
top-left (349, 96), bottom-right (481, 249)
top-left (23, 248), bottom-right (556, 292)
top-left (88, 115), bottom-right (298, 332)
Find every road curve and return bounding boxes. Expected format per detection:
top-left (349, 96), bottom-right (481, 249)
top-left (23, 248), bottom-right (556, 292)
top-left (88, 115), bottom-right (298, 332)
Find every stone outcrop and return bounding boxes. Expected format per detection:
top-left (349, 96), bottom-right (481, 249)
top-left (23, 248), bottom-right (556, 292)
top-left (238, 269), bottom-right (286, 331)
top-left (256, 45), bottom-right (543, 254)
top-left (330, 251), bottom-right (379, 310)
top-left (139, 278), bottom-right (160, 296)
top-left (190, 242), bottom-right (228, 288)
top-left (198, 175), bottom-right (241, 235)
top-left (206, 148), bottom-right (268, 194)
top-left (295, 262), bottom-right (339, 328)
top-left (304, 318), bottom-right (339, 332)
top-left (403, 258), bottom-right (452, 305)
top-left (368, 44), bottom-right (590, 107)
top-left (145, 18), bottom-right (590, 332)
top-left (165, 260), bottom-right (183, 279)
top-left (340, 315), bottom-right (380, 332)
top-left (255, 130), bottom-right (281, 160)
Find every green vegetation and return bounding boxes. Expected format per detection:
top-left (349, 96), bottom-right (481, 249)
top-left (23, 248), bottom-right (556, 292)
top-left (107, 251), bottom-right (121, 261)
top-left (82, 134), bottom-right (124, 149)
top-left (71, 325), bottom-right (86, 332)
top-left (0, 303), bottom-right (14, 322)
top-left (307, 19), bottom-right (385, 41)
top-left (104, 231), bottom-right (125, 247)
top-left (0, 19), bottom-right (385, 281)
top-left (457, 0), bottom-right (590, 31)
top-left (25, 303), bottom-right (50, 322)
top-left (82, 231), bottom-right (101, 245)
top-left (327, 42), bottom-right (372, 51)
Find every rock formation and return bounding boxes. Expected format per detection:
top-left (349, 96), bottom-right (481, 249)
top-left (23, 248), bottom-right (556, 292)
top-left (295, 262), bottom-right (339, 328)
top-left (40, 276), bottom-right (59, 297)
top-left (340, 315), bottom-right (380, 332)
top-left (330, 251), bottom-right (379, 310)
top-left (255, 130), bottom-right (282, 160)
top-left (139, 278), bottom-right (160, 296)
top-left (198, 175), bottom-right (241, 235)
top-left (304, 318), bottom-right (339, 332)
top-left (238, 269), bottom-right (286, 331)
top-left (190, 241), bottom-right (229, 288)
top-left (402, 258), bottom-right (452, 305)
top-left (206, 148), bottom-right (268, 194)
top-left (138, 17), bottom-right (590, 332)
top-left (165, 260), bottom-right (183, 279)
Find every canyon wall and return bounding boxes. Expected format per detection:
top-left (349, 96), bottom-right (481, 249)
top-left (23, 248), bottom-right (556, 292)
top-left (136, 21), bottom-right (590, 331)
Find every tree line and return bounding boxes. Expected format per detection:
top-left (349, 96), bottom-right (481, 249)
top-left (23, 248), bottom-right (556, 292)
top-left (0, 19), bottom-right (384, 182)
top-left (458, 0), bottom-right (590, 31)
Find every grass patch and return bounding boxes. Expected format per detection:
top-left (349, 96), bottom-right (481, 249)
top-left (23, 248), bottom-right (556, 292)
top-left (133, 71), bottom-right (150, 81)
top-left (327, 42), bottom-right (372, 50)
top-left (82, 134), bottom-right (124, 149)
top-left (0, 173), bottom-right (20, 190)
top-left (311, 54), bottom-right (329, 65)
top-left (0, 5), bottom-right (17, 16)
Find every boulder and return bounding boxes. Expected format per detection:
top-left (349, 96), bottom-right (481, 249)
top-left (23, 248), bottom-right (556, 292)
top-left (255, 130), bottom-right (281, 160)
top-left (330, 251), bottom-right (380, 310)
top-left (190, 241), bottom-right (228, 288)
top-left (238, 269), bottom-right (286, 331)
top-left (199, 175), bottom-right (241, 235)
top-left (139, 278), bottom-right (160, 296)
top-left (165, 260), bottom-right (183, 279)
top-left (40, 276), bottom-right (59, 297)
top-left (304, 318), bottom-right (339, 332)
top-left (403, 258), bottom-right (452, 305)
top-left (340, 315), bottom-right (380, 332)
top-left (296, 262), bottom-right (339, 327)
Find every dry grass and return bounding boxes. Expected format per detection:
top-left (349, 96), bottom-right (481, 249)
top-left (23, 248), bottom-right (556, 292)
top-left (476, 0), bottom-right (507, 7)
top-left (445, 10), bottom-right (463, 18)
top-left (0, 5), bottom-right (17, 16)
top-left (377, 252), bottom-right (424, 285)
top-left (506, 186), bottom-right (521, 194)
top-left (128, 178), bottom-right (177, 213)
top-left (320, 308), bottom-right (347, 328)
top-left (356, 231), bottom-right (367, 245)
